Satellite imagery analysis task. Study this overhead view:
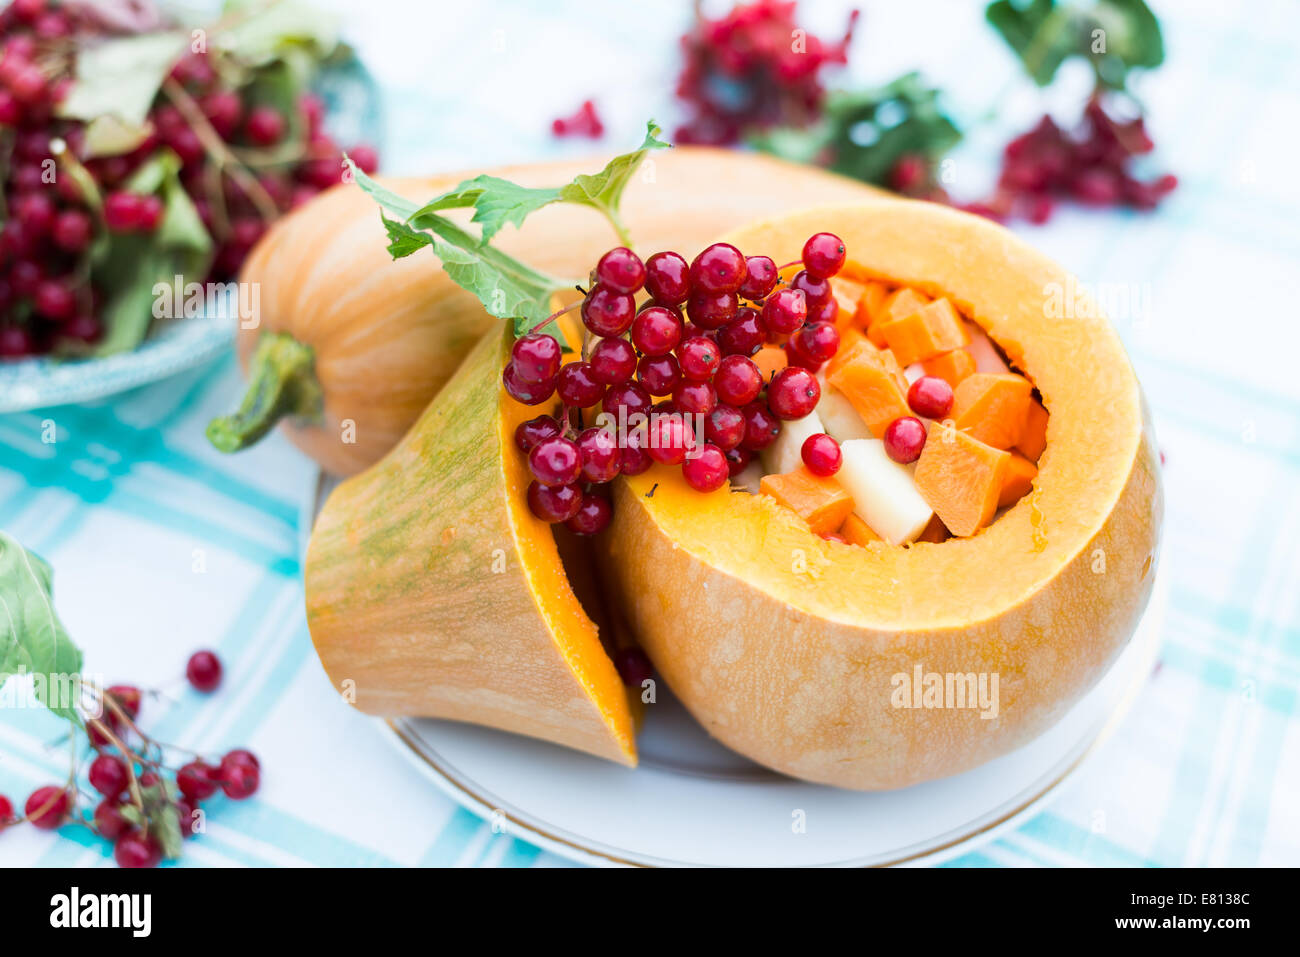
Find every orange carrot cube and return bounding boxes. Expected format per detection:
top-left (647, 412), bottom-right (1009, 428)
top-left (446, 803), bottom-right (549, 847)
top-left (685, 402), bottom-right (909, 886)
top-left (920, 348), bottom-right (977, 390)
top-left (827, 345), bottom-right (911, 434)
top-left (831, 278), bottom-right (866, 331)
top-left (1016, 397), bottom-right (1049, 462)
top-left (998, 451), bottom-right (1038, 507)
top-left (760, 467), bottom-right (855, 537)
top-left (877, 297), bottom-right (970, 367)
top-left (826, 329), bottom-right (871, 377)
top-left (951, 372), bottom-right (1033, 450)
top-left (868, 287), bottom-right (929, 347)
top-left (852, 281), bottom-right (889, 330)
top-left (913, 422), bottom-right (1010, 537)
top-left (840, 513), bottom-right (881, 546)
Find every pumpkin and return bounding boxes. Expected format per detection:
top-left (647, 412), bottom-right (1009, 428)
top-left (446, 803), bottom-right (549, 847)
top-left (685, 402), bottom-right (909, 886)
top-left (599, 199), bottom-right (1163, 789)
top-left (212, 149), bottom-right (886, 476)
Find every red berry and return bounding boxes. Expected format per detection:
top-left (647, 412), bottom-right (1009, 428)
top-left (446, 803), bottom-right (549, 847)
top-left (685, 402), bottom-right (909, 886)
top-left (176, 796), bottom-right (199, 839)
top-left (883, 416), bottom-right (927, 463)
top-left (620, 429), bottom-right (653, 475)
top-left (741, 402), bottom-right (781, 450)
top-left (514, 415), bottom-right (562, 453)
top-left (529, 436), bottom-right (582, 486)
top-left (103, 191), bottom-right (145, 232)
top-left (801, 232), bottom-right (846, 279)
top-left (807, 294), bottom-right (839, 326)
top-left (602, 381), bottom-right (652, 419)
top-left (245, 105), bottom-right (286, 145)
top-left (185, 650), bottom-right (223, 693)
top-left (761, 287), bottom-right (807, 335)
top-left (565, 493), bottom-right (612, 535)
top-left (576, 427), bottom-right (621, 483)
top-left (767, 367), bottom-right (820, 420)
top-left (0, 794), bottom-right (12, 828)
top-left (557, 361), bottom-right (605, 407)
top-left (89, 754), bottom-right (129, 798)
top-left (673, 379), bottom-right (716, 415)
top-left (10, 260), bottom-right (43, 297)
top-left (106, 685), bottom-right (142, 721)
top-left (683, 444), bottom-right (729, 492)
top-left (725, 445), bottom-right (754, 477)
top-left (716, 307), bottom-right (766, 356)
top-left (502, 363), bottom-right (556, 405)
top-left (644, 251), bottom-right (691, 305)
top-left (220, 749), bottom-right (261, 772)
top-left (581, 285), bottom-right (636, 337)
top-left (0, 90), bottom-right (20, 125)
top-left (177, 760), bottom-right (220, 800)
top-left (689, 242), bottom-right (746, 294)
top-left (589, 337), bottom-right (637, 384)
top-left (349, 144), bottom-right (379, 174)
top-left (793, 321), bottom-right (840, 362)
top-left (784, 334), bottom-right (822, 372)
top-left (52, 209), bottom-right (93, 252)
top-left (647, 414), bottom-right (695, 465)
top-left (34, 280), bottom-right (76, 321)
top-left (137, 195), bottom-right (164, 231)
top-left (677, 335), bottom-right (721, 380)
top-left (24, 786), bottom-right (68, 830)
top-left (631, 305), bottom-right (683, 355)
top-left (12, 192), bottom-right (54, 235)
top-left (595, 247), bottom-right (645, 294)
top-left (93, 800), bottom-right (129, 841)
top-left (705, 404), bottom-right (746, 451)
top-left (636, 353), bottom-right (681, 396)
top-left (907, 375), bottom-right (954, 419)
top-left (527, 481), bottom-right (583, 523)
top-left (511, 333), bottom-right (562, 383)
top-left (114, 830), bottom-right (162, 868)
top-left (685, 289), bottom-right (738, 330)
top-left (614, 646), bottom-right (654, 686)
top-left (201, 90), bottom-right (243, 137)
top-left (789, 269), bottom-right (831, 308)
top-left (801, 433), bottom-right (842, 476)
top-left (86, 712), bottom-right (121, 749)
top-left (739, 255), bottom-right (778, 300)
top-left (713, 354), bottom-right (763, 406)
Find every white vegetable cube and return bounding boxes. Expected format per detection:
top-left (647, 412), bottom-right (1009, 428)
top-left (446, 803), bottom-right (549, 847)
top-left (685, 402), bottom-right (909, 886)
top-left (760, 409), bottom-right (825, 476)
top-left (732, 461), bottom-right (765, 494)
top-left (963, 321), bottom-right (1010, 374)
top-left (817, 386), bottom-right (873, 443)
top-left (837, 439), bottom-right (933, 545)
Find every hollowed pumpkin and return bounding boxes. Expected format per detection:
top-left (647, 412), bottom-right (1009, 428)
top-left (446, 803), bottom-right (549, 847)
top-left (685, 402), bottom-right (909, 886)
top-left (600, 200), bottom-right (1162, 790)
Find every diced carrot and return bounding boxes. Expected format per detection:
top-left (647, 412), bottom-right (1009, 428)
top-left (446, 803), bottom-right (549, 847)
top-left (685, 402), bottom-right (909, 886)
top-left (840, 513), bottom-right (880, 546)
top-left (831, 278), bottom-right (866, 331)
top-left (915, 514), bottom-right (951, 543)
top-left (868, 287), bottom-right (929, 347)
top-left (920, 348), bottom-right (976, 390)
top-left (913, 422), bottom-right (1010, 537)
top-left (851, 281), bottom-right (889, 330)
top-left (752, 345), bottom-right (788, 383)
top-left (998, 451), bottom-right (1038, 507)
top-left (1016, 397), bottom-right (1049, 462)
top-left (826, 344), bottom-right (911, 434)
top-left (826, 329), bottom-right (871, 377)
top-left (760, 467), bottom-right (855, 537)
top-left (951, 373), bottom-right (1033, 450)
top-left (877, 297), bottom-right (970, 367)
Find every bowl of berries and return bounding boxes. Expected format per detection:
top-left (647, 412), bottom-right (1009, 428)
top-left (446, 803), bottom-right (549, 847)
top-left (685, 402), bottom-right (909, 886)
top-left (0, 0), bottom-right (381, 412)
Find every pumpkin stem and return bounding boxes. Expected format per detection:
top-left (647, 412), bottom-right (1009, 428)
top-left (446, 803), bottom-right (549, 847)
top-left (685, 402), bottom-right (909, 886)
top-left (206, 332), bottom-right (323, 453)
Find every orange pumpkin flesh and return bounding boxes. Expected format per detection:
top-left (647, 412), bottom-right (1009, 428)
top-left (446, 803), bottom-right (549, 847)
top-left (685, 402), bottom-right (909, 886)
top-left (601, 199), bottom-right (1162, 790)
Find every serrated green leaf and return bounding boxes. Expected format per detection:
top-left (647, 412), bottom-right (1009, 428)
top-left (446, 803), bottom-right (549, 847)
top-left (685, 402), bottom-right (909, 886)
top-left (0, 532), bottom-right (83, 723)
top-left (55, 31), bottom-right (189, 128)
top-left (557, 120), bottom-right (669, 240)
top-left (380, 214), bottom-right (434, 258)
top-left (140, 782), bottom-right (184, 860)
top-left (410, 175), bottom-right (563, 243)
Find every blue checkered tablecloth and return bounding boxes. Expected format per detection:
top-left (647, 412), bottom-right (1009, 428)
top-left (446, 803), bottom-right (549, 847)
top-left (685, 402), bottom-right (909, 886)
top-left (1, 0), bottom-right (1297, 867)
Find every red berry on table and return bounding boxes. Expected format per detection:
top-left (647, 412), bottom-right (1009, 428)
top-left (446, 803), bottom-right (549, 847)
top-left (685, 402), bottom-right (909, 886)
top-left (672, 379), bottom-right (717, 415)
top-left (556, 361), bottom-right (605, 407)
top-left (52, 209), bottom-right (93, 252)
top-left (714, 354), bottom-right (763, 407)
top-left (682, 443), bottom-right (730, 492)
top-left (177, 760), bottom-right (220, 801)
top-left (789, 269), bottom-right (832, 308)
top-left (114, 830), bottom-right (162, 868)
top-left (245, 105), bottom-right (286, 146)
top-left (637, 353), bottom-right (681, 396)
top-left (565, 493), bottom-right (612, 535)
top-left (221, 749), bottom-right (261, 772)
top-left (581, 285), bottom-right (636, 337)
top-left (93, 800), bottom-right (129, 841)
top-left (511, 333), bottom-right (562, 383)
top-left (0, 794), bottom-right (13, 828)
top-left (185, 650), bottom-right (223, 693)
top-left (631, 305), bottom-right (683, 356)
top-left (907, 376), bottom-right (954, 419)
top-left (689, 242), bottom-right (746, 294)
top-left (801, 232), bottom-right (846, 279)
top-left (106, 684), bottom-right (142, 721)
top-left (24, 786), bottom-right (69, 830)
top-left (677, 335), bottom-right (721, 380)
top-left (738, 255), bottom-right (778, 300)
top-left (88, 754), bottom-right (129, 798)
top-left (884, 416), bottom-right (927, 463)
top-left (647, 415), bottom-right (695, 466)
top-left (589, 337), bottom-right (637, 384)
top-left (685, 288), bottom-right (739, 330)
top-left (595, 247), bottom-right (646, 294)
top-left (644, 251), bottom-right (692, 305)
top-left (716, 307), bottom-right (765, 356)
top-left (801, 433), bottom-right (842, 476)
top-left (741, 402), bottom-right (781, 451)
top-left (761, 287), bottom-right (807, 335)
top-left (576, 427), bottom-right (620, 483)
top-left (767, 367), bottom-right (820, 420)
top-left (502, 363), bottom-right (556, 405)
top-left (529, 436), bottom-right (582, 486)
top-left (793, 321), bottom-right (839, 363)
top-left (514, 415), bottom-right (562, 453)
top-left (705, 404), bottom-right (746, 451)
top-left (527, 481), bottom-right (583, 523)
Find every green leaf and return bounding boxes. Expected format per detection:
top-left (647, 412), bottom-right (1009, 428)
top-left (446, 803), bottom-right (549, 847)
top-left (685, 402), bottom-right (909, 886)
top-left (410, 176), bottom-right (563, 244)
top-left (380, 214), bottom-right (434, 258)
top-left (557, 120), bottom-right (670, 242)
top-left (0, 532), bottom-right (83, 723)
top-left (213, 0), bottom-right (340, 68)
top-left (55, 31), bottom-right (189, 128)
top-left (140, 780), bottom-right (184, 860)
top-left (985, 0), bottom-right (1074, 87)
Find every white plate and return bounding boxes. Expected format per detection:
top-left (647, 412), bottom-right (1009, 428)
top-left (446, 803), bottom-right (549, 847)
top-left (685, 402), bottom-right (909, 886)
top-left (306, 471), bottom-right (1166, 867)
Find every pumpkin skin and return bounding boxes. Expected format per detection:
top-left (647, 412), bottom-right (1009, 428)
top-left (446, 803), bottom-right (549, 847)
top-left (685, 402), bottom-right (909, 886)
top-left (234, 148), bottom-right (885, 476)
top-left (600, 200), bottom-right (1163, 790)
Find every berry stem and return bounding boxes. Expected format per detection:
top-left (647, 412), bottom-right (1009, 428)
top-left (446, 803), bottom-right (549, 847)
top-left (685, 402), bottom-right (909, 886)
top-left (206, 332), bottom-right (324, 453)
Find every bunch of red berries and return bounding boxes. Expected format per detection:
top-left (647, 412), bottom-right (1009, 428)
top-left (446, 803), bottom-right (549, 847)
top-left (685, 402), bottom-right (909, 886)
top-left (0, 648), bottom-right (261, 869)
top-left (0, 0), bottom-right (379, 358)
top-left (503, 232), bottom-right (850, 533)
top-left (675, 0), bottom-right (858, 146)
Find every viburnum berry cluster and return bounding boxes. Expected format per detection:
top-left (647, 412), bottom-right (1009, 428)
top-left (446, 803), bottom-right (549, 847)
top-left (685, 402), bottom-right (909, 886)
top-left (0, 0), bottom-right (379, 358)
top-left (675, 0), bottom-right (858, 146)
top-left (0, 648), bottom-right (260, 869)
top-left (504, 231), bottom-right (852, 533)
